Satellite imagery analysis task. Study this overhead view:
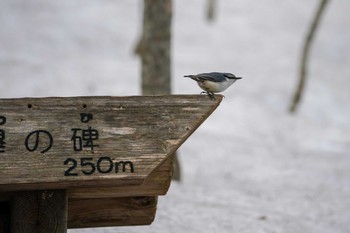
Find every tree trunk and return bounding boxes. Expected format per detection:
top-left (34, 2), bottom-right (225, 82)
top-left (139, 0), bottom-right (180, 180)
top-left (140, 0), bottom-right (172, 95)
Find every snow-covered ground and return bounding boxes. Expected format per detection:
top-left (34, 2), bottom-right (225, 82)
top-left (1, 0), bottom-right (349, 232)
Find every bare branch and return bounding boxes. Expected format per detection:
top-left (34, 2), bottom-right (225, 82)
top-left (289, 0), bottom-right (329, 113)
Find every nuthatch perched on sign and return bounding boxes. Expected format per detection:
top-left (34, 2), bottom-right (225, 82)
top-left (184, 72), bottom-right (242, 99)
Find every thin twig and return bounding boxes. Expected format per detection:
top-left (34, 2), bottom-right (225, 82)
top-left (289, 0), bottom-right (329, 113)
top-left (206, 0), bottom-right (217, 22)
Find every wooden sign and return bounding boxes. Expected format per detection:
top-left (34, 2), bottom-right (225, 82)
top-left (0, 95), bottom-right (222, 191)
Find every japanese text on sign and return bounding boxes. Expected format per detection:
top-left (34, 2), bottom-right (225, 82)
top-left (0, 113), bottom-right (134, 176)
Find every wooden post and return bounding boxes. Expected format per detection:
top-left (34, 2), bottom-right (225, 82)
top-left (0, 95), bottom-right (223, 230)
top-left (12, 190), bottom-right (67, 233)
top-left (0, 201), bottom-right (10, 233)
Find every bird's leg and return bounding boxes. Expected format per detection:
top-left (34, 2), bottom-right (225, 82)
top-left (207, 92), bottom-right (216, 100)
top-left (200, 91), bottom-right (215, 100)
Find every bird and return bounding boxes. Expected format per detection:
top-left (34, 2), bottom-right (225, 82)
top-left (184, 72), bottom-right (242, 99)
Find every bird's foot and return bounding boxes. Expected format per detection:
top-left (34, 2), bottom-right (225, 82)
top-left (200, 91), bottom-right (216, 100)
top-left (208, 92), bottom-right (216, 100)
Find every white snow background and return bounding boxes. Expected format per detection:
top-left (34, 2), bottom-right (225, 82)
top-left (1, 0), bottom-right (350, 232)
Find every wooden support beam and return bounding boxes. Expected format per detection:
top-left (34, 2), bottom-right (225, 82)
top-left (68, 196), bottom-right (157, 228)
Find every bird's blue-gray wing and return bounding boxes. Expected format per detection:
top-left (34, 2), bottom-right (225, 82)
top-left (196, 72), bottom-right (226, 82)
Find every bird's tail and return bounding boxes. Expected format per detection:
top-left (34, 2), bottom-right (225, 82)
top-left (184, 75), bottom-right (195, 78)
top-left (184, 75), bottom-right (199, 81)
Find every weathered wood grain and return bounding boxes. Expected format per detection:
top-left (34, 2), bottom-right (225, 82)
top-left (69, 152), bottom-right (174, 199)
top-left (0, 154), bottom-right (173, 201)
top-left (68, 196), bottom-right (157, 228)
top-left (0, 95), bottom-right (222, 191)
